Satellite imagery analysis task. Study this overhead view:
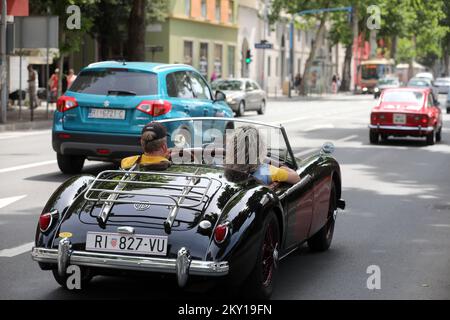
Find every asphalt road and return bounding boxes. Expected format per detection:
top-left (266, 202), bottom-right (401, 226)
top-left (0, 93), bottom-right (449, 300)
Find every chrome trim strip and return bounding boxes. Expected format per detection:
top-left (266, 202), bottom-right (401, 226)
top-left (31, 247), bottom-right (229, 277)
top-left (368, 124), bottom-right (434, 132)
top-left (176, 247), bottom-right (191, 287)
top-left (155, 117), bottom-right (282, 129)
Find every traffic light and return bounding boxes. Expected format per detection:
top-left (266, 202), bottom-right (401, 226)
top-left (245, 49), bottom-right (252, 64)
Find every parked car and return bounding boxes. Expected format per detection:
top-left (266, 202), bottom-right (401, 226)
top-left (407, 77), bottom-right (438, 97)
top-left (374, 76), bottom-right (400, 99)
top-left (369, 88), bottom-right (443, 145)
top-left (433, 77), bottom-right (450, 95)
top-left (31, 117), bottom-right (345, 299)
top-left (211, 78), bottom-right (266, 116)
top-left (53, 61), bottom-right (233, 174)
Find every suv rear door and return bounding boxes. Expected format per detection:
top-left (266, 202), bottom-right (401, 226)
top-left (62, 68), bottom-right (159, 134)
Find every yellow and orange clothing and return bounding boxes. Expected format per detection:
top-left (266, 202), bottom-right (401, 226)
top-left (252, 163), bottom-right (289, 184)
top-left (120, 154), bottom-right (169, 170)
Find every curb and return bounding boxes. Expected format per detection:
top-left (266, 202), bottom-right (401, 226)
top-left (0, 120), bottom-right (53, 132)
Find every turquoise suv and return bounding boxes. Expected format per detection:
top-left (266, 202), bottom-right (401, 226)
top-left (53, 61), bottom-right (233, 173)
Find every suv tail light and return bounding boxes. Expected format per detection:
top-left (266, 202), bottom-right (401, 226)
top-left (136, 100), bottom-right (172, 117)
top-left (214, 222), bottom-right (230, 244)
top-left (57, 96), bottom-right (78, 112)
top-left (39, 210), bottom-right (57, 233)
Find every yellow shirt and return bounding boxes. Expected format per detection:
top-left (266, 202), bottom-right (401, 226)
top-left (120, 154), bottom-right (169, 170)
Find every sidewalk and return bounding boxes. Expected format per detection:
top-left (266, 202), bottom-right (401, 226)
top-left (267, 91), bottom-right (355, 101)
top-left (0, 102), bottom-right (54, 132)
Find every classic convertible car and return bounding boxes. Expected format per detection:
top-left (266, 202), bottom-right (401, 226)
top-left (31, 118), bottom-right (345, 299)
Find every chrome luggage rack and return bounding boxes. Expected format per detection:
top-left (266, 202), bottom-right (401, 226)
top-left (84, 168), bottom-right (220, 233)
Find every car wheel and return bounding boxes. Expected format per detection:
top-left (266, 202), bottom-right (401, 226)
top-left (236, 101), bottom-right (245, 117)
top-left (307, 183), bottom-right (337, 252)
top-left (436, 127), bottom-right (442, 142)
top-left (369, 130), bottom-right (379, 144)
top-left (426, 130), bottom-right (436, 145)
top-left (446, 107), bottom-right (450, 114)
top-left (52, 267), bottom-right (93, 290)
top-left (257, 100), bottom-right (266, 115)
top-left (57, 153), bottom-right (85, 174)
top-left (244, 211), bottom-right (280, 300)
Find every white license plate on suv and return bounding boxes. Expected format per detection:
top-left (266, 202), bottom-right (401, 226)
top-left (86, 232), bottom-right (168, 256)
top-left (393, 113), bottom-right (406, 124)
top-left (88, 108), bottom-right (126, 120)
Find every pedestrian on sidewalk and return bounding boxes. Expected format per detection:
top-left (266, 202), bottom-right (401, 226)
top-left (27, 65), bottom-right (39, 109)
top-left (331, 74), bottom-right (337, 94)
top-left (66, 69), bottom-right (77, 89)
top-left (337, 75), bottom-right (341, 92)
top-left (48, 68), bottom-right (59, 104)
top-left (294, 73), bottom-right (302, 94)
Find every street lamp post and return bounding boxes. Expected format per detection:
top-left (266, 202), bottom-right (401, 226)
top-left (1, 0), bottom-right (7, 124)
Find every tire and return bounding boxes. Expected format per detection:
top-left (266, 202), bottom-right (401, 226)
top-left (236, 101), bottom-right (245, 117)
top-left (369, 130), bottom-right (379, 144)
top-left (426, 130), bottom-right (436, 145)
top-left (307, 184), bottom-right (337, 252)
top-left (57, 153), bottom-right (85, 174)
top-left (257, 100), bottom-right (266, 115)
top-left (52, 267), bottom-right (93, 290)
top-left (447, 108), bottom-right (450, 114)
top-left (244, 211), bottom-right (280, 300)
top-left (436, 127), bottom-right (442, 142)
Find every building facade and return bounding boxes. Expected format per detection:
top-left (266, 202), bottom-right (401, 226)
top-left (146, 0), bottom-right (239, 82)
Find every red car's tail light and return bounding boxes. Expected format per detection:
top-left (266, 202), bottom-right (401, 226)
top-left (214, 223), bottom-right (229, 244)
top-left (421, 115), bottom-right (428, 125)
top-left (371, 113), bottom-right (378, 123)
top-left (39, 210), bottom-right (57, 233)
top-left (136, 100), bottom-right (172, 117)
top-left (57, 96), bottom-right (78, 112)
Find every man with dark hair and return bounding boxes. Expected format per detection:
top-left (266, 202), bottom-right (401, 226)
top-left (121, 122), bottom-right (171, 170)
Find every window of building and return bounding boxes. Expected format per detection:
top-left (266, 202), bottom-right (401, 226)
top-left (201, 0), bottom-right (207, 18)
top-left (275, 57), bottom-right (279, 76)
top-left (297, 58), bottom-right (301, 73)
top-left (183, 41), bottom-right (193, 65)
top-left (268, 56), bottom-right (271, 77)
top-left (229, 0), bottom-right (234, 23)
top-left (185, 0), bottom-right (191, 16)
top-left (216, 0), bottom-right (221, 22)
top-left (214, 44), bottom-right (223, 78)
top-left (227, 45), bottom-right (235, 77)
top-left (199, 42), bottom-right (209, 78)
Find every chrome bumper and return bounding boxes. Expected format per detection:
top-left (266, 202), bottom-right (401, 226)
top-left (31, 238), bottom-right (229, 287)
top-left (368, 124), bottom-right (434, 132)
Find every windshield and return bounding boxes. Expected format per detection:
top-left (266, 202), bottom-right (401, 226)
top-left (408, 78), bottom-right (430, 87)
top-left (378, 78), bottom-right (398, 86)
top-left (69, 68), bottom-right (158, 95)
top-left (211, 80), bottom-right (243, 91)
top-left (382, 91), bottom-right (424, 104)
top-left (155, 118), bottom-right (296, 169)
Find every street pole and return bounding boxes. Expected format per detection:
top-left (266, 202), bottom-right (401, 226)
top-left (0, 0), bottom-right (7, 124)
top-left (261, 0), bottom-right (268, 92)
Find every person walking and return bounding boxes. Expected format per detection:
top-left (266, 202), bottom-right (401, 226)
top-left (66, 69), bottom-right (77, 89)
top-left (27, 65), bottom-right (39, 109)
top-left (48, 68), bottom-right (59, 104)
top-left (294, 73), bottom-right (302, 94)
top-left (331, 74), bottom-right (337, 94)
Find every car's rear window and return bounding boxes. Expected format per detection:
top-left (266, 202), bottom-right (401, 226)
top-left (212, 80), bottom-right (243, 91)
top-left (408, 79), bottom-right (430, 87)
top-left (382, 91), bottom-right (424, 103)
top-left (69, 68), bottom-right (158, 96)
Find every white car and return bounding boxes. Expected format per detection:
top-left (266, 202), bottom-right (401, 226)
top-left (415, 72), bottom-right (434, 81)
top-left (434, 77), bottom-right (450, 95)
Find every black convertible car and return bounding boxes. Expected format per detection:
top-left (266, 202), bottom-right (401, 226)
top-left (31, 118), bottom-right (345, 299)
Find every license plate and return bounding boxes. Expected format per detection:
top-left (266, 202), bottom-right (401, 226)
top-left (393, 113), bottom-right (406, 124)
top-left (88, 108), bottom-right (126, 120)
top-left (86, 232), bottom-right (168, 256)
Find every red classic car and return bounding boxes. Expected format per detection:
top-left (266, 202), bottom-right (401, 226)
top-left (369, 88), bottom-right (443, 145)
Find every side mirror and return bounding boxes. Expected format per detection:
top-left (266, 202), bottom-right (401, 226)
top-left (320, 142), bottom-right (335, 155)
top-left (215, 90), bottom-right (226, 102)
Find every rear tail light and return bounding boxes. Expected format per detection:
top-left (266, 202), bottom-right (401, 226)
top-left (39, 210), bottom-right (57, 233)
top-left (136, 100), bottom-right (172, 117)
top-left (57, 96), bottom-right (78, 112)
top-left (214, 223), bottom-right (230, 244)
top-left (421, 115), bottom-right (428, 125)
top-left (371, 113), bottom-right (378, 123)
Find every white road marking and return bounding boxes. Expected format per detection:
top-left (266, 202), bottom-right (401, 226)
top-left (0, 241), bottom-right (34, 258)
top-left (0, 130), bottom-right (51, 140)
top-left (429, 224), bottom-right (450, 228)
top-left (0, 160), bottom-right (56, 174)
top-left (0, 195), bottom-right (27, 209)
top-left (338, 134), bottom-right (358, 142)
top-left (303, 124), bottom-right (335, 132)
